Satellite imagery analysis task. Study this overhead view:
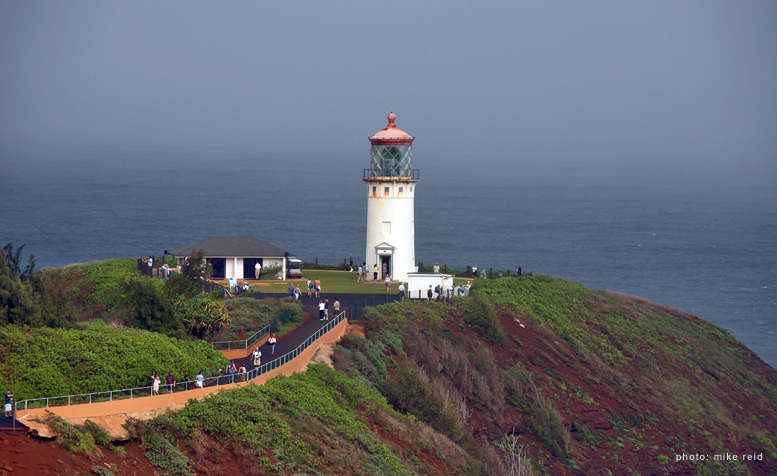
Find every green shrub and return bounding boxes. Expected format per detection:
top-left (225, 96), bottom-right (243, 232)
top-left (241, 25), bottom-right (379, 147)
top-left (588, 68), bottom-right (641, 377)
top-left (120, 277), bottom-right (185, 338)
top-left (43, 411), bottom-right (98, 454)
top-left (0, 323), bottom-right (228, 400)
top-left (259, 264), bottom-right (283, 280)
top-left (465, 295), bottom-right (506, 345)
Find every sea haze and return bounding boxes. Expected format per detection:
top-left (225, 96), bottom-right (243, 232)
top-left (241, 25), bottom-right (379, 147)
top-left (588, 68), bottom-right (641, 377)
top-left (1, 149), bottom-right (775, 368)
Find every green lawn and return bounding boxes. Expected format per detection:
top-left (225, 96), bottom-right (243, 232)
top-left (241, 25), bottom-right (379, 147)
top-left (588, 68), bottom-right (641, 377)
top-left (224, 270), bottom-right (479, 295)
top-left (240, 270), bottom-right (400, 294)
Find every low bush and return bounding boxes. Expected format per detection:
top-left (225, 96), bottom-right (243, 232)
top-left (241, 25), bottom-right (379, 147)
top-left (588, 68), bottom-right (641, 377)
top-left (465, 294), bottom-right (506, 345)
top-left (0, 323), bottom-right (228, 400)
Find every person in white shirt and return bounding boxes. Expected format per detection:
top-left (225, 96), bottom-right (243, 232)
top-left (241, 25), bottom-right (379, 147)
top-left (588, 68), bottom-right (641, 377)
top-left (252, 348), bottom-right (262, 366)
top-left (254, 261), bottom-right (261, 279)
top-left (398, 283), bottom-right (405, 301)
top-left (433, 263), bottom-right (440, 273)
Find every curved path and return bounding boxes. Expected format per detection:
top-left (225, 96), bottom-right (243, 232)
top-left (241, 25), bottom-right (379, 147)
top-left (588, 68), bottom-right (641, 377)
top-left (12, 297), bottom-right (354, 437)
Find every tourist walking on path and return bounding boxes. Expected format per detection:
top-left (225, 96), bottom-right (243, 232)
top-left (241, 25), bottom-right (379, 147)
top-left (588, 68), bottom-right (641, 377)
top-left (398, 283), bottom-right (405, 301)
top-left (226, 362), bottom-right (236, 383)
top-left (196, 371), bottom-right (204, 389)
top-left (472, 264), bottom-right (477, 278)
top-left (165, 371), bottom-right (176, 393)
top-left (238, 364), bottom-right (247, 382)
top-left (288, 282), bottom-right (294, 297)
top-left (294, 285), bottom-right (300, 300)
top-left (151, 374), bottom-right (160, 396)
top-left (334, 298), bottom-right (340, 317)
top-left (253, 347), bottom-right (262, 366)
top-left (384, 274), bottom-right (392, 292)
top-left (183, 375), bottom-right (190, 391)
top-left (319, 300), bottom-right (325, 320)
top-left (315, 278), bottom-right (321, 297)
top-left (427, 285), bottom-right (433, 300)
top-left (357, 264), bottom-right (363, 282)
top-left (255, 261), bottom-right (261, 279)
top-left (268, 333), bottom-right (277, 355)
top-left (307, 279), bottom-right (313, 298)
top-left (373, 264), bottom-right (379, 282)
top-left (4, 390), bottom-right (13, 417)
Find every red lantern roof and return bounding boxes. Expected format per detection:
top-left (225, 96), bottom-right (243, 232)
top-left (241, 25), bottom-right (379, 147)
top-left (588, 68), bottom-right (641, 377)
top-left (369, 111), bottom-right (415, 145)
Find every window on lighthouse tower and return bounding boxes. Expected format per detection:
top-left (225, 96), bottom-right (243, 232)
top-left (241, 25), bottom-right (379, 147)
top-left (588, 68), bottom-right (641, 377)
top-left (384, 187), bottom-right (390, 196)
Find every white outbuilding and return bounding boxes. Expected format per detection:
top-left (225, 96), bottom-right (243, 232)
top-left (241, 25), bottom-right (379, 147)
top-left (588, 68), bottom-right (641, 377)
top-left (167, 236), bottom-right (295, 280)
top-left (405, 272), bottom-right (456, 300)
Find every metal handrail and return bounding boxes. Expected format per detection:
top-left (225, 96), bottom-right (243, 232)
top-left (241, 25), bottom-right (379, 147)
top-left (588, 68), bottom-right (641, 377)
top-left (14, 311), bottom-right (347, 422)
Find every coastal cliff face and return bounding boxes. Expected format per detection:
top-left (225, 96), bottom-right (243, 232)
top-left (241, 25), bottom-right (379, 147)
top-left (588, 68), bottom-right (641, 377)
top-left (3, 276), bottom-right (775, 475)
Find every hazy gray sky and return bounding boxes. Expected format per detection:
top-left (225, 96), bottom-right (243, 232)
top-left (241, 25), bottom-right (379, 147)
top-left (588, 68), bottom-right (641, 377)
top-left (2, 1), bottom-right (775, 166)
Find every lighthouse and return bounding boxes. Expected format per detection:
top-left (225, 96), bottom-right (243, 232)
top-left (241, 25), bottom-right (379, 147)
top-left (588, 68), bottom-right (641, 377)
top-left (364, 111), bottom-right (420, 282)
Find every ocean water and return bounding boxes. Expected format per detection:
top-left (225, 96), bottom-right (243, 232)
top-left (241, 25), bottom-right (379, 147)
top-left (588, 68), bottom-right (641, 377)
top-left (1, 149), bottom-right (775, 368)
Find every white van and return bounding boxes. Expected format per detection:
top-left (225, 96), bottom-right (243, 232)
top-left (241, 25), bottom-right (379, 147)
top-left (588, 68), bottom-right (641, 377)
top-left (288, 258), bottom-right (302, 279)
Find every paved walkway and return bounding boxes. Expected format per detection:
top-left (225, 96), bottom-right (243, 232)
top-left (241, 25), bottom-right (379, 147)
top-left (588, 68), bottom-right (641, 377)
top-left (8, 293), bottom-right (401, 435)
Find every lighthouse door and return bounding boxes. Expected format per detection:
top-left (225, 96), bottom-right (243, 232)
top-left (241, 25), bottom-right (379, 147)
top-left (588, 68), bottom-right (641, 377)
top-left (380, 255), bottom-right (391, 279)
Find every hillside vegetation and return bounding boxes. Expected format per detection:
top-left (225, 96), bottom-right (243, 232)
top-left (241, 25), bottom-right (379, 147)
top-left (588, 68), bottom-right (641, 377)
top-left (0, 323), bottom-right (228, 400)
top-left (10, 272), bottom-right (777, 475)
top-left (329, 276), bottom-right (777, 475)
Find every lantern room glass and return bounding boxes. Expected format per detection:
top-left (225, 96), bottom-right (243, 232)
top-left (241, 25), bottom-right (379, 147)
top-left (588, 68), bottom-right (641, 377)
top-left (370, 144), bottom-right (412, 178)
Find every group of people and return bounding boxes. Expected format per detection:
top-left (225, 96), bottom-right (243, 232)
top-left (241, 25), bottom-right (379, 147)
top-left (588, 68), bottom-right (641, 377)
top-left (287, 282), bottom-right (301, 299)
top-left (318, 298), bottom-right (340, 320)
top-left (306, 278), bottom-right (322, 297)
top-left (150, 371), bottom-right (203, 395)
top-left (468, 264), bottom-right (529, 278)
top-left (355, 263), bottom-right (370, 282)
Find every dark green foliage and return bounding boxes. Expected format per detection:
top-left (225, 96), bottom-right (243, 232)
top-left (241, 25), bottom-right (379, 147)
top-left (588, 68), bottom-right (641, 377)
top-left (164, 249), bottom-right (211, 298)
top-left (126, 416), bottom-right (194, 476)
top-left (465, 294), bottom-right (506, 345)
top-left (3, 243), bottom-right (36, 282)
top-left (0, 248), bottom-right (41, 327)
top-left (172, 294), bottom-right (229, 340)
top-left (91, 465), bottom-right (115, 476)
top-left (530, 398), bottom-right (570, 459)
top-left (259, 263), bottom-right (283, 279)
top-left (212, 297), bottom-right (300, 342)
top-left (91, 466), bottom-right (115, 476)
top-left (82, 419), bottom-right (115, 449)
top-left (120, 277), bottom-right (185, 338)
top-left (43, 411), bottom-right (101, 454)
top-left (385, 359), bottom-right (469, 444)
top-left (0, 323), bottom-right (227, 400)
top-left (162, 364), bottom-right (415, 475)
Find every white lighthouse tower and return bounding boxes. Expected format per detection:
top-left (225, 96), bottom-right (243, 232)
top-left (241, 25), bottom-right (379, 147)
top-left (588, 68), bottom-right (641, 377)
top-left (364, 111), bottom-right (419, 282)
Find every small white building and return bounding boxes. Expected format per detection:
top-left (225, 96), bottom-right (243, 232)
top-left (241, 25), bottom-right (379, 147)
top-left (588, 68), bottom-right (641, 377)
top-left (167, 236), bottom-right (295, 280)
top-left (364, 111), bottom-right (420, 282)
top-left (405, 272), bottom-right (456, 299)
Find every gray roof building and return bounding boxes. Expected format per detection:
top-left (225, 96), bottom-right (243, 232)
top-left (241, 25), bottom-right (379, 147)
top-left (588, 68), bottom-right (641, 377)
top-left (167, 236), bottom-right (295, 280)
top-left (168, 236), bottom-right (294, 258)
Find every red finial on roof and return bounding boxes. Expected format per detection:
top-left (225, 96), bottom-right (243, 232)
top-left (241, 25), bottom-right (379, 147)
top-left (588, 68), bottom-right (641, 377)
top-left (369, 110), bottom-right (414, 145)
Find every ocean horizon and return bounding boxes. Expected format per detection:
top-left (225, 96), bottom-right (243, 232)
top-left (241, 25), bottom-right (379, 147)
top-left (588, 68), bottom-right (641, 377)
top-left (1, 148), bottom-right (775, 368)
